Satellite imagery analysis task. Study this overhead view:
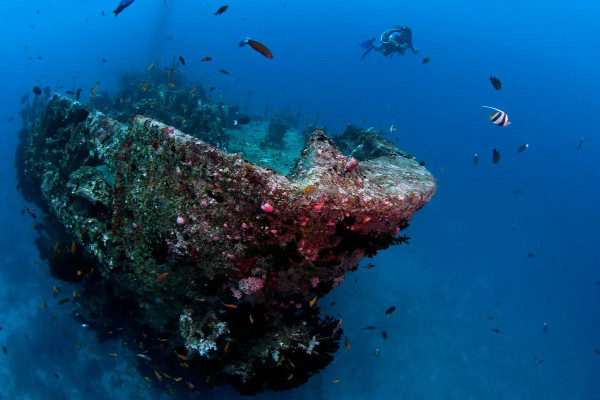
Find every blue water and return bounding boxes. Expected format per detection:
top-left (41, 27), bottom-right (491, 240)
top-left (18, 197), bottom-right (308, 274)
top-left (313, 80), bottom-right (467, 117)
top-left (1, 0), bottom-right (599, 398)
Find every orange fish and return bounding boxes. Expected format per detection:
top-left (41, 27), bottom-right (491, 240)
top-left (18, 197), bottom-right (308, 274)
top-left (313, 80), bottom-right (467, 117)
top-left (362, 263), bottom-right (375, 269)
top-left (345, 337), bottom-right (351, 350)
top-left (222, 303), bottom-right (238, 309)
top-left (201, 57), bottom-right (212, 62)
top-left (91, 82), bottom-right (100, 96)
top-left (175, 352), bottom-right (187, 361)
top-left (239, 38), bottom-right (273, 59)
top-left (309, 295), bottom-right (318, 307)
top-left (249, 314), bottom-right (254, 324)
top-left (224, 341), bottom-right (230, 354)
top-left (332, 379), bottom-right (340, 384)
top-left (167, 83), bottom-right (175, 88)
top-left (154, 370), bottom-right (162, 382)
top-left (156, 272), bottom-right (169, 282)
top-left (189, 88), bottom-right (196, 94)
top-left (108, 353), bottom-right (118, 357)
top-left (141, 82), bottom-right (149, 91)
top-left (119, 98), bottom-right (124, 103)
top-left (70, 240), bottom-right (76, 255)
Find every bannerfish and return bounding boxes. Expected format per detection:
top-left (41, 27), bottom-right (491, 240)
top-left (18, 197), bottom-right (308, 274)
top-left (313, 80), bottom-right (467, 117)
top-left (113, 0), bottom-right (135, 16)
top-left (492, 148), bottom-right (500, 164)
top-left (490, 76), bottom-right (502, 90)
top-left (482, 106), bottom-right (510, 127)
top-left (517, 143), bottom-right (529, 153)
top-left (239, 38), bottom-right (273, 59)
top-left (214, 5), bottom-right (228, 15)
top-left (473, 153), bottom-right (478, 165)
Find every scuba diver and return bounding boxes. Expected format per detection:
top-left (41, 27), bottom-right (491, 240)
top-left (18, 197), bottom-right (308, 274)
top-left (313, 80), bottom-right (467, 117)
top-left (361, 26), bottom-right (419, 59)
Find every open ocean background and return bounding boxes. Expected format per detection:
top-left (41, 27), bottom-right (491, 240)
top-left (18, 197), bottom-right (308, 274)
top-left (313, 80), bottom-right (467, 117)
top-left (1, 0), bottom-right (599, 399)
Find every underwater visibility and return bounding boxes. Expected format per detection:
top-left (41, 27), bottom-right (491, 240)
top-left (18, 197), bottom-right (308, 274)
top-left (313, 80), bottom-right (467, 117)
top-left (1, 1), bottom-right (599, 399)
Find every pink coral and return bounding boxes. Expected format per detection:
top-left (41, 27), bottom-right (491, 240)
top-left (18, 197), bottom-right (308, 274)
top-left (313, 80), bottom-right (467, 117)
top-left (345, 157), bottom-right (358, 171)
top-left (310, 276), bottom-right (319, 288)
top-left (238, 277), bottom-right (264, 295)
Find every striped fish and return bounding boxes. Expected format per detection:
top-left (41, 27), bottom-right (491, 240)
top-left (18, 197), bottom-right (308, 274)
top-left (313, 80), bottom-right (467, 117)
top-left (482, 106), bottom-right (510, 127)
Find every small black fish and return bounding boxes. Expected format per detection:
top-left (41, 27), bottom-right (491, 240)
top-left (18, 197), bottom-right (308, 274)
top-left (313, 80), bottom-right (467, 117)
top-left (8, 116), bottom-right (14, 122)
top-left (422, 57), bottom-right (430, 64)
top-left (595, 281), bottom-right (600, 285)
top-left (102, 10), bottom-right (105, 16)
top-left (209, 87), bottom-right (215, 92)
top-left (535, 359), bottom-right (544, 367)
top-left (66, 90), bottom-right (74, 95)
top-left (381, 330), bottom-right (387, 339)
top-left (492, 148), bottom-right (500, 164)
top-left (219, 69), bottom-right (230, 75)
top-left (57, 298), bottom-right (70, 306)
top-left (214, 5), bottom-right (229, 15)
top-left (37, 55), bottom-right (42, 60)
top-left (542, 322), bottom-right (547, 333)
top-left (166, 36), bottom-right (174, 40)
top-left (33, 86), bottom-right (42, 95)
top-left (517, 143), bottom-right (528, 153)
top-left (595, 348), bottom-right (600, 355)
top-left (385, 306), bottom-right (396, 316)
top-left (473, 153), bottom-right (478, 166)
top-left (55, 372), bottom-right (60, 379)
top-left (487, 316), bottom-right (494, 320)
top-left (179, 56), bottom-right (185, 66)
top-left (102, 58), bottom-right (107, 63)
top-left (361, 326), bottom-right (376, 330)
top-left (490, 76), bottom-right (502, 90)
top-left (113, 0), bottom-right (135, 16)
top-left (491, 328), bottom-right (500, 334)
top-left (236, 116), bottom-right (251, 125)
top-left (76, 88), bottom-right (82, 101)
top-left (2, 346), bottom-right (6, 354)
top-left (527, 253), bottom-right (535, 258)
top-left (578, 136), bottom-right (584, 149)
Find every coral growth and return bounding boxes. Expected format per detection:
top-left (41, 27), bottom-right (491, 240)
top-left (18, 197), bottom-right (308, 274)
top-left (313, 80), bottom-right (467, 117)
top-left (15, 89), bottom-right (435, 395)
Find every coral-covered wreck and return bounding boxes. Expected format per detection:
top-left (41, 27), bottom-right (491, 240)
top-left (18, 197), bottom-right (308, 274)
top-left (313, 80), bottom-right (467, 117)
top-left (16, 89), bottom-right (435, 394)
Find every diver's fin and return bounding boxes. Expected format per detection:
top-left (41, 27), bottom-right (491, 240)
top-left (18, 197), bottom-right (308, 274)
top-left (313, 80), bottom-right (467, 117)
top-left (360, 38), bottom-right (375, 49)
top-left (361, 45), bottom-right (375, 59)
